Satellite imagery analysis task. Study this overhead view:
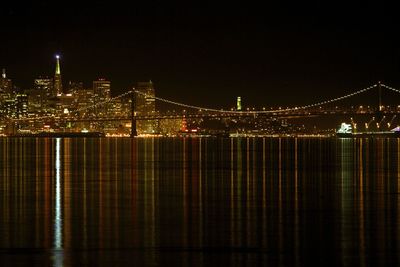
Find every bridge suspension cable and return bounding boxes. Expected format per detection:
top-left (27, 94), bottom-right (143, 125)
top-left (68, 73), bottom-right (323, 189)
top-left (8, 82), bottom-right (381, 122)
top-left (134, 84), bottom-right (378, 114)
top-left (381, 84), bottom-right (400, 95)
top-left (133, 90), bottom-right (235, 113)
top-left (73, 90), bottom-right (134, 113)
top-left (289, 84), bottom-right (378, 112)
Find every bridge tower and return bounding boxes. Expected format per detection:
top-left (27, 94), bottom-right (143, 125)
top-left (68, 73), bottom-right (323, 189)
top-left (375, 81), bottom-right (384, 130)
top-left (378, 81), bottom-right (382, 112)
top-left (130, 90), bottom-right (137, 137)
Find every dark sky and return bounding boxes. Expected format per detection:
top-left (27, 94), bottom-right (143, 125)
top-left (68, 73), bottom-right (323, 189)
top-left (0, 0), bottom-right (399, 108)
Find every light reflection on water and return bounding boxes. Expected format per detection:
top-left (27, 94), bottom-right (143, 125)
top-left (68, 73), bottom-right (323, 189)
top-left (0, 137), bottom-right (400, 266)
top-left (53, 138), bottom-right (63, 266)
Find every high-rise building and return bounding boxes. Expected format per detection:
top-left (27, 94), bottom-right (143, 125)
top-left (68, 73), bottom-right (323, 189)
top-left (34, 77), bottom-right (53, 97)
top-left (93, 78), bottom-right (111, 100)
top-left (135, 80), bottom-right (157, 134)
top-left (237, 96), bottom-right (242, 111)
top-left (1, 94), bottom-right (28, 119)
top-left (93, 78), bottom-right (111, 116)
top-left (26, 89), bottom-right (44, 114)
top-left (73, 88), bottom-right (93, 109)
top-left (2, 98), bottom-right (16, 118)
top-left (26, 77), bottom-right (54, 113)
top-left (57, 94), bottom-right (74, 115)
top-left (0, 68), bottom-right (13, 93)
top-left (15, 94), bottom-right (28, 118)
top-left (54, 55), bottom-right (63, 95)
top-left (67, 81), bottom-right (84, 94)
top-left (159, 118), bottom-right (183, 136)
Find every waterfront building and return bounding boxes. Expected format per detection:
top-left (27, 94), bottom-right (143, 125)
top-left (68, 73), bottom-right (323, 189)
top-left (159, 118), bottom-right (182, 136)
top-left (135, 80), bottom-right (157, 134)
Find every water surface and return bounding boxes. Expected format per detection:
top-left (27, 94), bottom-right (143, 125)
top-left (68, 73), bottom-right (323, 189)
top-left (0, 137), bottom-right (399, 266)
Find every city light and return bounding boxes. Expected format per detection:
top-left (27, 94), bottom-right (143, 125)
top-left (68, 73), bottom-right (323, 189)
top-left (1, 56), bottom-right (400, 137)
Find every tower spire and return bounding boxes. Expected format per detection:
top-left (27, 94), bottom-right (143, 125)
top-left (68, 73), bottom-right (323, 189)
top-left (55, 55), bottom-right (61, 75)
top-left (2, 68), bottom-right (6, 79)
top-left (54, 54), bottom-right (63, 95)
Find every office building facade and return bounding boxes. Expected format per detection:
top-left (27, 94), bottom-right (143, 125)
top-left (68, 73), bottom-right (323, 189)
top-left (135, 81), bottom-right (157, 134)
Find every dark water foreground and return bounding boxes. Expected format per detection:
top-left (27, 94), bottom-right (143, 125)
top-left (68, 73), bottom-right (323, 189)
top-left (0, 137), bottom-right (400, 266)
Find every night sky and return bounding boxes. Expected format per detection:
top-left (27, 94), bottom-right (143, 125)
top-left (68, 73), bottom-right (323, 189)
top-left (0, 1), bottom-right (399, 108)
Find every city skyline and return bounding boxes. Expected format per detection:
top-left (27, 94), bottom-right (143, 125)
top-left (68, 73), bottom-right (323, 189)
top-left (1, 54), bottom-right (399, 137)
top-left (2, 53), bottom-right (400, 109)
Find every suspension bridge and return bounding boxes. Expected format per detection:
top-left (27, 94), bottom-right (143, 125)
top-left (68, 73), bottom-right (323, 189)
top-left (8, 82), bottom-right (400, 137)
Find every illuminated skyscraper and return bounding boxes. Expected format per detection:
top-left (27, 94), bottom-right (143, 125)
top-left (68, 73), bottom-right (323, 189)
top-left (93, 78), bottom-right (111, 116)
top-left (67, 81), bottom-right (84, 94)
top-left (15, 94), bottom-right (28, 118)
top-left (2, 98), bottom-right (16, 118)
top-left (34, 77), bottom-right (53, 97)
top-left (0, 68), bottom-right (13, 93)
top-left (93, 78), bottom-right (111, 100)
top-left (135, 80), bottom-right (156, 134)
top-left (1, 93), bottom-right (28, 119)
top-left (27, 77), bottom-right (52, 113)
top-left (54, 55), bottom-right (63, 95)
top-left (237, 96), bottom-right (242, 111)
